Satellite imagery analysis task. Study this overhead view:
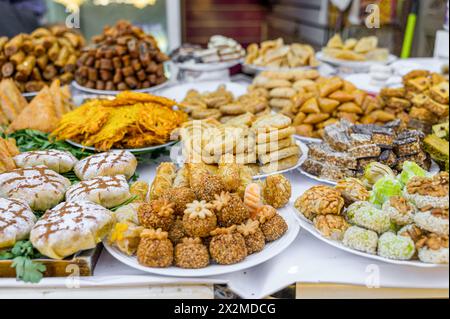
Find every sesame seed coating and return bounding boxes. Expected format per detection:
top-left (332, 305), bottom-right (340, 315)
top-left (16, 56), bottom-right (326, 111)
top-left (137, 238), bottom-right (173, 268)
top-left (261, 214), bottom-right (288, 242)
top-left (210, 233), bottom-right (248, 265)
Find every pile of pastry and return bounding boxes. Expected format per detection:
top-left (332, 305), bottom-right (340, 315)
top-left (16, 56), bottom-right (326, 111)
top-left (172, 36), bottom-right (245, 65)
top-left (180, 85), bottom-right (271, 123)
top-left (0, 149), bottom-right (138, 260)
top-left (322, 34), bottom-right (389, 62)
top-left (173, 114), bottom-right (301, 175)
top-left (245, 38), bottom-right (319, 68)
top-left (74, 20), bottom-right (168, 91)
top-left (0, 79), bottom-right (73, 133)
top-left (295, 167), bottom-right (449, 264)
top-left (0, 26), bottom-right (85, 92)
top-left (301, 119), bottom-right (431, 182)
top-left (108, 161), bottom-right (290, 269)
top-left (379, 70), bottom-right (449, 133)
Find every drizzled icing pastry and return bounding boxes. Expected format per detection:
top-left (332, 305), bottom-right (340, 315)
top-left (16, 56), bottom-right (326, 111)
top-left (65, 175), bottom-right (131, 208)
top-left (0, 198), bottom-right (36, 249)
top-left (0, 166), bottom-right (71, 211)
top-left (14, 150), bottom-right (78, 173)
top-left (30, 200), bottom-right (114, 259)
top-left (74, 150), bottom-right (137, 181)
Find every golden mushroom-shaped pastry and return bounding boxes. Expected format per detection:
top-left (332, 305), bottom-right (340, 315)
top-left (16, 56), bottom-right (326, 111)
top-left (138, 199), bottom-right (175, 232)
top-left (237, 219), bottom-right (265, 254)
top-left (175, 237), bottom-right (210, 269)
top-left (211, 192), bottom-right (249, 227)
top-left (258, 205), bottom-right (288, 242)
top-left (183, 200), bottom-right (217, 238)
top-left (137, 229), bottom-right (174, 268)
top-left (209, 226), bottom-right (248, 265)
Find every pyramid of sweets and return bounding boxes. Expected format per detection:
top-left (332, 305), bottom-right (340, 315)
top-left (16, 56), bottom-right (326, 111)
top-left (74, 20), bottom-right (169, 91)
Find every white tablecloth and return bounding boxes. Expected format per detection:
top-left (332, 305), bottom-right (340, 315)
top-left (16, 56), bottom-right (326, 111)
top-left (1, 165), bottom-right (448, 299)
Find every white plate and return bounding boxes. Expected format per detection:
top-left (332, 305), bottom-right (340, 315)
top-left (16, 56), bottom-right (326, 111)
top-left (293, 134), bottom-right (322, 144)
top-left (293, 210), bottom-right (447, 268)
top-left (243, 63), bottom-right (316, 75)
top-left (253, 141), bottom-right (308, 180)
top-left (176, 59), bottom-right (243, 72)
top-left (71, 79), bottom-right (172, 96)
top-left (316, 52), bottom-right (397, 70)
top-left (66, 140), bottom-right (176, 153)
top-left (104, 207), bottom-right (300, 277)
top-left (159, 81), bottom-right (247, 102)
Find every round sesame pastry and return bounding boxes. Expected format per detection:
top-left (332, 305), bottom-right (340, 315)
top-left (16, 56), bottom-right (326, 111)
top-left (183, 200), bottom-right (217, 238)
top-left (211, 192), bottom-right (250, 227)
top-left (162, 187), bottom-right (196, 216)
top-left (137, 229), bottom-right (174, 268)
top-left (175, 238), bottom-right (210, 269)
top-left (138, 199), bottom-right (175, 232)
top-left (168, 217), bottom-right (186, 245)
top-left (258, 205), bottom-right (288, 242)
top-left (262, 174), bottom-right (292, 209)
top-left (209, 226), bottom-right (248, 265)
top-left (237, 219), bottom-right (265, 254)
top-left (193, 173), bottom-right (226, 202)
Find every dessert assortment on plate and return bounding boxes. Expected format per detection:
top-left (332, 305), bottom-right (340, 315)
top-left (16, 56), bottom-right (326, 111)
top-left (320, 34), bottom-right (390, 62)
top-left (171, 36), bottom-right (245, 66)
top-left (245, 38), bottom-right (319, 69)
top-left (300, 119), bottom-right (433, 183)
top-left (51, 91), bottom-right (187, 151)
top-left (179, 84), bottom-right (271, 123)
top-left (1, 79), bottom-right (73, 133)
top-left (0, 26), bottom-right (85, 92)
top-left (107, 161), bottom-right (290, 269)
top-left (295, 163), bottom-right (449, 265)
top-left (172, 113), bottom-right (302, 176)
top-left (74, 20), bottom-right (168, 92)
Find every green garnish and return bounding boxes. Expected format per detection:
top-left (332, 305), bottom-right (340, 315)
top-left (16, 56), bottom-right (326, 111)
top-left (110, 195), bottom-right (139, 212)
top-left (61, 171), bottom-right (81, 185)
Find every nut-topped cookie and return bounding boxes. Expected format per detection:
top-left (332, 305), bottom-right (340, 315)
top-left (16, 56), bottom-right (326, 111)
top-left (74, 150), bottom-right (137, 180)
top-left (13, 150), bottom-right (78, 173)
top-left (30, 200), bottom-right (114, 259)
top-left (0, 198), bottom-right (36, 249)
top-left (66, 175), bottom-right (131, 208)
top-left (0, 166), bottom-right (71, 211)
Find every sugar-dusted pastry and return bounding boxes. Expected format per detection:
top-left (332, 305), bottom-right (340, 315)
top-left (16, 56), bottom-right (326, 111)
top-left (0, 166), bottom-right (70, 211)
top-left (262, 174), bottom-right (291, 208)
top-left (175, 237), bottom-right (210, 269)
top-left (257, 205), bottom-right (288, 242)
top-left (237, 219), bottom-right (265, 254)
top-left (294, 186), bottom-right (344, 221)
top-left (66, 175), bottom-right (131, 208)
top-left (313, 214), bottom-right (349, 241)
top-left (343, 226), bottom-right (378, 254)
top-left (209, 226), bottom-right (248, 265)
top-left (137, 228), bottom-right (174, 268)
top-left (335, 178), bottom-right (370, 206)
top-left (378, 232), bottom-right (415, 261)
top-left (13, 150), bottom-right (78, 173)
top-left (108, 221), bottom-right (144, 256)
top-left (0, 198), bottom-right (37, 249)
top-left (211, 192), bottom-right (249, 227)
top-left (74, 150), bottom-right (137, 181)
top-left (30, 201), bottom-right (114, 259)
top-left (244, 183), bottom-right (263, 219)
top-left (346, 201), bottom-right (391, 234)
top-left (149, 162), bottom-right (177, 200)
top-left (183, 200), bottom-right (217, 238)
top-left (162, 187), bottom-right (196, 215)
top-left (138, 199), bottom-right (175, 232)
top-left (217, 154), bottom-right (240, 193)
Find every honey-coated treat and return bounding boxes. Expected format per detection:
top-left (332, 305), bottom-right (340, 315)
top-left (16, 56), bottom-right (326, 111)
top-left (258, 205), bottom-right (288, 242)
top-left (209, 226), bottom-right (248, 265)
top-left (244, 183), bottom-right (263, 219)
top-left (335, 178), bottom-right (370, 206)
top-left (175, 238), bottom-right (210, 269)
top-left (183, 200), bottom-right (217, 238)
top-left (237, 219), bottom-right (265, 254)
top-left (212, 192), bottom-right (249, 227)
top-left (138, 199), bottom-right (175, 231)
top-left (262, 174), bottom-right (292, 208)
top-left (295, 186), bottom-right (345, 220)
top-left (137, 229), bottom-right (174, 268)
top-left (313, 215), bottom-right (349, 241)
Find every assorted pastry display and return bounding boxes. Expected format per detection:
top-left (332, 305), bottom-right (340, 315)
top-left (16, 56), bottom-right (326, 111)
top-left (0, 26), bottom-right (85, 92)
top-left (171, 36), bottom-right (245, 65)
top-left (245, 38), bottom-right (319, 68)
top-left (322, 34), bottom-right (389, 62)
top-left (51, 91), bottom-right (187, 151)
top-left (2, 79), bottom-right (73, 133)
top-left (301, 119), bottom-right (432, 182)
top-left (179, 85), bottom-right (270, 123)
top-left (74, 20), bottom-right (168, 91)
top-left (172, 113), bottom-right (301, 175)
top-left (295, 164), bottom-right (448, 264)
top-left (379, 70), bottom-right (449, 133)
top-left (107, 161), bottom-right (290, 269)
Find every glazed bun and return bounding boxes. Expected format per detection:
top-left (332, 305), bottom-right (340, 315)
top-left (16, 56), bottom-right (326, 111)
top-left (0, 198), bottom-right (36, 249)
top-left (14, 150), bottom-right (78, 173)
top-left (74, 151), bottom-right (137, 181)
